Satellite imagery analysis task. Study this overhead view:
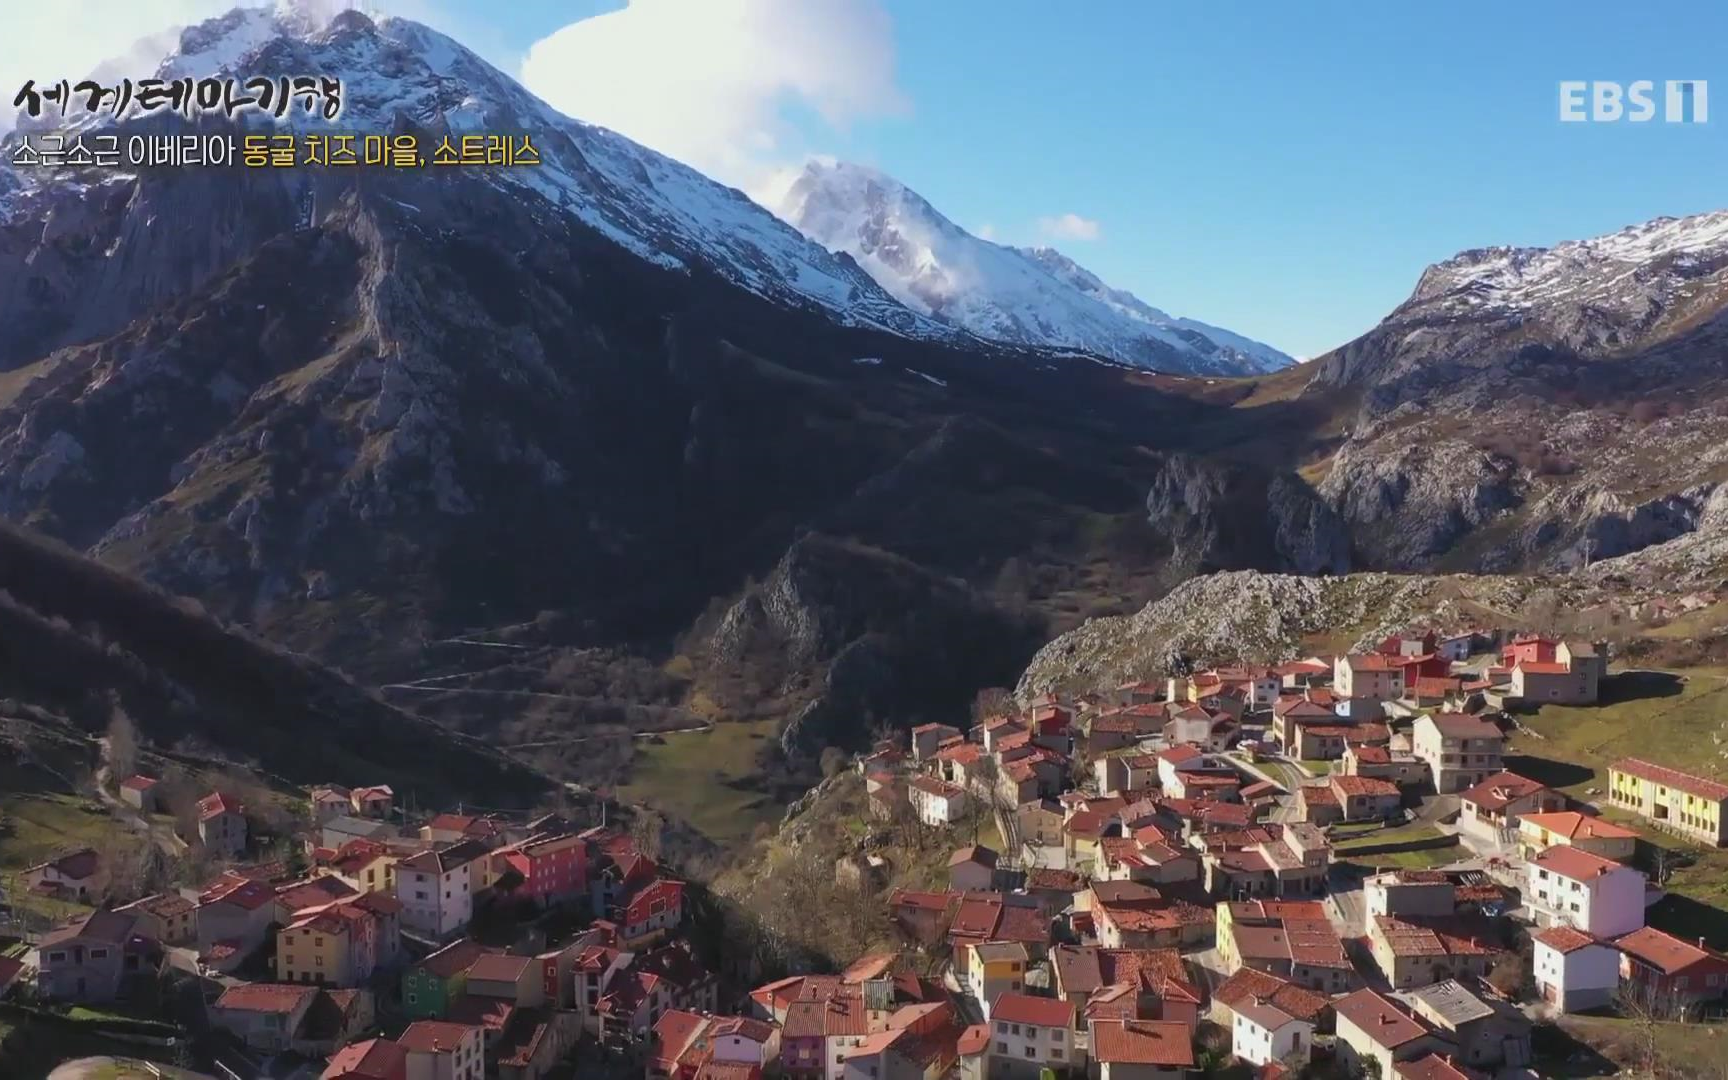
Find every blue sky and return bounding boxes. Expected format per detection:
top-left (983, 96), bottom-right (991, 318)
top-left (12, 0), bottom-right (1722, 358)
top-left (485, 1), bottom-right (1728, 358)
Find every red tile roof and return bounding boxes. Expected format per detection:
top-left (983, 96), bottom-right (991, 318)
top-left (990, 992), bottom-right (1073, 1028)
top-left (397, 1020), bottom-right (479, 1054)
top-left (215, 983), bottom-right (318, 1014)
top-left (198, 791), bottom-right (241, 822)
top-left (1334, 989), bottom-right (1427, 1048)
top-left (1516, 661), bottom-right (1570, 675)
top-left (1344, 653), bottom-right (1396, 671)
top-left (466, 952), bottom-right (534, 984)
top-left (1533, 926), bottom-right (1600, 955)
top-left (909, 776), bottom-right (964, 799)
top-left (956, 1023), bottom-right (989, 1056)
top-left (1532, 845), bottom-right (1633, 881)
top-left (1459, 771), bottom-right (1549, 811)
top-left (1520, 811), bottom-right (1637, 842)
top-left (1089, 1019), bottom-right (1195, 1066)
top-left (1614, 926), bottom-right (1728, 975)
top-left (1332, 775), bottom-right (1401, 797)
top-left (118, 774), bottom-right (159, 791)
top-left (1213, 969), bottom-right (1330, 1022)
top-left (323, 1037), bottom-right (408, 1079)
top-left (1613, 758), bottom-right (1728, 802)
top-left (1396, 1054), bottom-right (1481, 1080)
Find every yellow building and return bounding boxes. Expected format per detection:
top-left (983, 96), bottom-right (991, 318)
top-left (966, 941), bottom-right (1030, 1017)
top-left (1609, 759), bottom-right (1728, 847)
top-left (276, 902), bottom-right (378, 988)
top-left (325, 846), bottom-right (400, 895)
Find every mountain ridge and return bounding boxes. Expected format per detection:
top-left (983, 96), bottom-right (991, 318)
top-left (774, 158), bottom-right (1291, 376)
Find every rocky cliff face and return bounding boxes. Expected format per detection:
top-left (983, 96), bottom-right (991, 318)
top-left (1143, 454), bottom-right (1350, 575)
top-left (706, 533), bottom-right (1040, 756)
top-left (1289, 207), bottom-right (1728, 578)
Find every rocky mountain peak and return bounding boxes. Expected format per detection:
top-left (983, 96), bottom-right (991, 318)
top-left (775, 158), bottom-right (1291, 376)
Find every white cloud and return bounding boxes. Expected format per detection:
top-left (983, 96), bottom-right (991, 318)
top-left (519, 0), bottom-right (907, 196)
top-left (0, 0), bottom-right (232, 132)
top-left (1037, 212), bottom-right (1102, 242)
top-left (0, 1), bottom-right (502, 134)
top-left (976, 223), bottom-right (998, 241)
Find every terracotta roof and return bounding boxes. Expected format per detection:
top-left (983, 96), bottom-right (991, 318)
top-left (1532, 845), bottom-right (1633, 881)
top-left (1334, 989), bottom-right (1427, 1048)
top-left (1533, 926), bottom-right (1600, 955)
top-left (990, 992), bottom-right (1073, 1028)
top-left (1613, 758), bottom-right (1728, 802)
top-left (1344, 653), bottom-right (1396, 671)
top-left (782, 990), bottom-right (868, 1038)
top-left (397, 1020), bottom-right (480, 1053)
top-left (323, 1037), bottom-right (408, 1079)
top-left (1396, 1054), bottom-right (1482, 1080)
top-left (198, 791), bottom-right (241, 821)
top-left (1614, 926), bottom-right (1728, 975)
top-left (1516, 661), bottom-right (1570, 675)
top-left (118, 774), bottom-right (159, 792)
top-left (1350, 744), bottom-right (1393, 764)
top-left (465, 952), bottom-right (534, 984)
top-left (1520, 811), bottom-right (1637, 842)
top-left (1332, 775), bottom-right (1401, 797)
top-left (1213, 969), bottom-right (1329, 1022)
top-left (1090, 1019), bottom-right (1195, 1066)
top-left (949, 845), bottom-right (998, 869)
top-left (1459, 771), bottom-right (1549, 811)
top-left (215, 983), bottom-right (318, 1015)
top-left (909, 776), bottom-right (964, 799)
top-left (651, 1009), bottom-right (709, 1066)
top-left (934, 742), bottom-right (983, 765)
top-left (709, 1015), bottom-right (776, 1042)
top-left (956, 1023), bottom-right (989, 1056)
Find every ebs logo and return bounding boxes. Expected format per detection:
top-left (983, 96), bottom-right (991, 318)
top-left (1559, 80), bottom-right (1708, 123)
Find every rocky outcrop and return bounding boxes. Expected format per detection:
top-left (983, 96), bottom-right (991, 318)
top-left (1318, 439), bottom-right (1520, 568)
top-left (1015, 569), bottom-right (1532, 697)
top-left (706, 533), bottom-right (1041, 755)
top-left (1144, 454), bottom-right (1351, 575)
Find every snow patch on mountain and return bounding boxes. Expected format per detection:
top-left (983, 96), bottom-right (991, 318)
top-left (18, 4), bottom-right (942, 341)
top-left (1408, 209), bottom-right (1728, 320)
top-left (774, 160), bottom-right (1291, 376)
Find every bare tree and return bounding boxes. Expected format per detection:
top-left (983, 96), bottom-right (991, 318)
top-left (107, 707), bottom-right (140, 783)
top-left (1619, 978), bottom-right (1685, 1079)
top-left (971, 687), bottom-right (1015, 726)
top-left (631, 808), bottom-right (665, 863)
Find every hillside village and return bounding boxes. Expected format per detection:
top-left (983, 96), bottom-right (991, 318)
top-left (6, 627), bottom-right (1728, 1079)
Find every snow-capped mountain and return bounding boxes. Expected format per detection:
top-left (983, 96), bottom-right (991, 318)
top-left (1404, 209), bottom-right (1728, 323)
top-left (774, 160), bottom-right (1292, 376)
top-left (5, 4), bottom-right (939, 339)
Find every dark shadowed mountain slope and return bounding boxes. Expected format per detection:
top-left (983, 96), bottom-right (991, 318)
top-left (0, 520), bottom-right (549, 805)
